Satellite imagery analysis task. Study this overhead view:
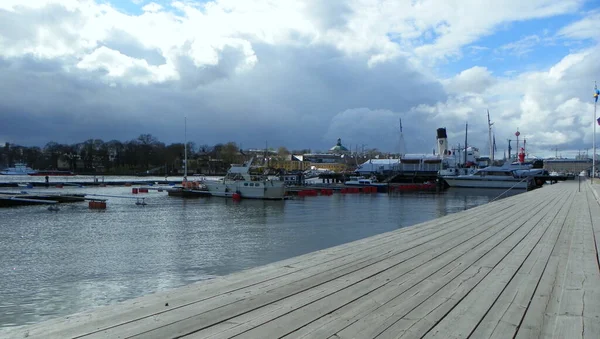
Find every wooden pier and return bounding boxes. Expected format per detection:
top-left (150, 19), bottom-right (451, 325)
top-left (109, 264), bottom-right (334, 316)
top-left (3, 180), bottom-right (600, 338)
top-left (0, 192), bottom-right (87, 207)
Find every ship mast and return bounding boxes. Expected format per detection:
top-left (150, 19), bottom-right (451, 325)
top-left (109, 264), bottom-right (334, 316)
top-left (464, 122), bottom-right (468, 165)
top-left (487, 110), bottom-right (494, 162)
top-left (398, 118), bottom-right (406, 157)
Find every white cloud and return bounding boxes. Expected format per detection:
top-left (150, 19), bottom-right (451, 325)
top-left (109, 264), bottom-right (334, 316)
top-left (443, 66), bottom-right (496, 94)
top-left (141, 2), bottom-right (162, 13)
top-left (347, 0), bottom-right (583, 64)
top-left (0, 0), bottom-right (586, 80)
top-left (558, 10), bottom-right (600, 41)
top-left (500, 35), bottom-right (542, 57)
top-left (76, 46), bottom-right (177, 84)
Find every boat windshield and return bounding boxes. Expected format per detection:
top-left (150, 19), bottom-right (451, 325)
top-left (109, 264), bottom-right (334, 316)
top-left (474, 169), bottom-right (516, 177)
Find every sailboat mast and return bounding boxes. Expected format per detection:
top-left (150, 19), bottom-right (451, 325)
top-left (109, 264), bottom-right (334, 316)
top-left (487, 110), bottom-right (494, 162)
top-left (184, 116), bottom-right (188, 181)
top-left (398, 118), bottom-right (406, 157)
top-left (464, 122), bottom-right (468, 165)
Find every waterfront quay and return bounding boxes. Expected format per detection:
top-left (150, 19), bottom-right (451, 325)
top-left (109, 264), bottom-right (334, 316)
top-left (4, 180), bottom-right (600, 338)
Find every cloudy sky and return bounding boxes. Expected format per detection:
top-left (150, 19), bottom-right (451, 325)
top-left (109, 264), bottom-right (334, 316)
top-left (0, 0), bottom-right (599, 158)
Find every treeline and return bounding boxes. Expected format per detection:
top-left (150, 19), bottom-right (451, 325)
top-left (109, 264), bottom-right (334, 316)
top-left (0, 134), bottom-right (304, 175)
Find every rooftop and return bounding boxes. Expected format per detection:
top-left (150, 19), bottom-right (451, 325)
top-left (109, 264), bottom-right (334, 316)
top-left (329, 138), bottom-right (349, 153)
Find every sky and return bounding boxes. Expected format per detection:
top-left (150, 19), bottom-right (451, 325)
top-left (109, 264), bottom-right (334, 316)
top-left (0, 0), bottom-right (599, 158)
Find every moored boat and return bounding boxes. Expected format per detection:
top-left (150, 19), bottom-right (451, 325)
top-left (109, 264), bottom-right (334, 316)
top-left (344, 176), bottom-right (387, 187)
top-left (0, 163), bottom-right (37, 175)
top-left (202, 157), bottom-right (286, 200)
top-left (442, 166), bottom-right (537, 189)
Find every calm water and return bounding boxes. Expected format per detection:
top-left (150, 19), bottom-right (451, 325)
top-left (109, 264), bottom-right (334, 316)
top-left (0, 183), bottom-right (520, 329)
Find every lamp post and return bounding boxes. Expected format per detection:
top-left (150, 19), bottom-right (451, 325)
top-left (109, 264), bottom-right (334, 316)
top-left (515, 130), bottom-right (520, 163)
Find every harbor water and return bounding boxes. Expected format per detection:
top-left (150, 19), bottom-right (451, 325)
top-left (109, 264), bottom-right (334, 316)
top-left (0, 182), bottom-right (520, 329)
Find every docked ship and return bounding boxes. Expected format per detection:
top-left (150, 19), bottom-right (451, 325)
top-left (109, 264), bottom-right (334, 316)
top-left (202, 157), bottom-right (286, 200)
top-left (441, 165), bottom-right (546, 190)
top-left (0, 163), bottom-right (37, 175)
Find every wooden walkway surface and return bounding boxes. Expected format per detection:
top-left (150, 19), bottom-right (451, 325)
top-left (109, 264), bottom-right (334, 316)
top-left (4, 180), bottom-right (600, 338)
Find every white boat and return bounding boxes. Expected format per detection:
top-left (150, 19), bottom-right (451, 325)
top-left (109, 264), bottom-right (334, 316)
top-left (442, 166), bottom-right (536, 189)
top-left (438, 167), bottom-right (476, 176)
top-left (344, 176), bottom-right (386, 186)
top-left (303, 167), bottom-right (332, 179)
top-left (203, 157), bottom-right (286, 200)
top-left (1, 163), bottom-right (37, 175)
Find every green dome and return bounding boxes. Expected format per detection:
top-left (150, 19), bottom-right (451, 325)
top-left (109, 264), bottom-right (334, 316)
top-left (329, 138), bottom-right (349, 153)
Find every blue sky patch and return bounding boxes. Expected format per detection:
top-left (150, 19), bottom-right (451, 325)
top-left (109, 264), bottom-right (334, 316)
top-left (437, 9), bottom-right (596, 78)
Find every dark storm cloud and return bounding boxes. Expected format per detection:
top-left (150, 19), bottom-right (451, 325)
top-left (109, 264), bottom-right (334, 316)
top-left (188, 43), bottom-right (446, 150)
top-left (0, 41), bottom-right (445, 152)
top-left (173, 43), bottom-right (252, 89)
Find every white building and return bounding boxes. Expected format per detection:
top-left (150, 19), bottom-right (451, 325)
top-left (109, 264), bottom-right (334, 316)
top-left (355, 159), bottom-right (401, 175)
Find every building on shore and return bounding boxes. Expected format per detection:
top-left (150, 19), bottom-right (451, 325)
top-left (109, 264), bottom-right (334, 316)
top-left (328, 138), bottom-right (351, 155)
top-left (543, 158), bottom-right (595, 175)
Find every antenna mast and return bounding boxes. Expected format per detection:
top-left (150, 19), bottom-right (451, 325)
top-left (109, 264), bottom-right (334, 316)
top-left (184, 116), bottom-right (187, 182)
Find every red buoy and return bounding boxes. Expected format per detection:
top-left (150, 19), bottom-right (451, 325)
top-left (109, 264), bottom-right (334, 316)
top-left (89, 201), bottom-right (107, 209)
top-left (232, 193), bottom-right (241, 200)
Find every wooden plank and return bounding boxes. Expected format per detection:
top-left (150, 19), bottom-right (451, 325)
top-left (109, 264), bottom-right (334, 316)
top-left (386, 187), bottom-right (575, 339)
top-left (338, 187), bottom-right (572, 339)
top-left (467, 187), bottom-right (575, 338)
top-left (343, 185), bottom-right (571, 339)
top-left (583, 186), bottom-right (600, 339)
top-left (551, 191), bottom-right (588, 338)
top-left (420, 187), bottom-right (574, 339)
top-left (513, 186), bottom-right (579, 338)
top-left (582, 189), bottom-right (600, 339)
top-left (189, 190), bottom-right (554, 339)
top-left (552, 188), bottom-right (600, 339)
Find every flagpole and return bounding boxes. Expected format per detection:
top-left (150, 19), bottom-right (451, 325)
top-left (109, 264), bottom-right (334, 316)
top-left (594, 88), bottom-right (597, 183)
